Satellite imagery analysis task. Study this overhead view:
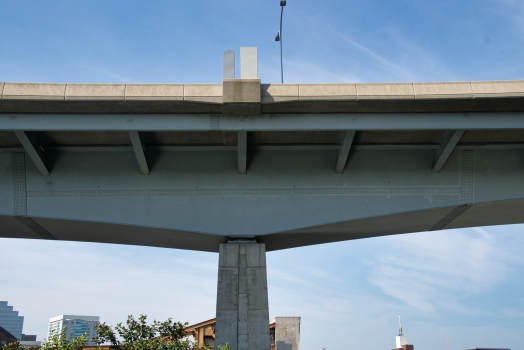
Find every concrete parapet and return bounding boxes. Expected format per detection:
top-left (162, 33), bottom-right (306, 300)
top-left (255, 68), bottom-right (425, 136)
top-left (125, 84), bottom-right (183, 100)
top-left (472, 80), bottom-right (524, 98)
top-left (3, 83), bottom-right (66, 100)
top-left (414, 82), bottom-right (473, 99)
top-left (184, 84), bottom-right (223, 103)
top-left (216, 243), bottom-right (270, 350)
top-left (65, 84), bottom-right (125, 100)
top-left (356, 82), bottom-right (415, 99)
top-left (299, 83), bottom-right (357, 100)
top-left (0, 82), bottom-right (4, 99)
top-left (261, 84), bottom-right (298, 103)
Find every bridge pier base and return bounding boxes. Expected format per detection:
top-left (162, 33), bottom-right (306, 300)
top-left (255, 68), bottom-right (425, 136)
top-left (215, 242), bottom-right (271, 350)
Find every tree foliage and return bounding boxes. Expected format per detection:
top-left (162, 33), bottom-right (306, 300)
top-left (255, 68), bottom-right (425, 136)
top-left (41, 328), bottom-right (88, 350)
top-left (93, 315), bottom-right (194, 350)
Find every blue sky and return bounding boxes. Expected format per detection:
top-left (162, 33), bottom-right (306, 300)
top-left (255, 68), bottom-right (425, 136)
top-left (1, 1), bottom-right (524, 350)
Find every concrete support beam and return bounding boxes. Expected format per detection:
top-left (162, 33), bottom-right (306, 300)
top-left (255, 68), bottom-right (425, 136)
top-left (14, 131), bottom-right (49, 175)
top-left (222, 79), bottom-right (261, 115)
top-left (238, 131), bottom-right (248, 174)
top-left (335, 130), bottom-right (356, 174)
top-left (274, 317), bottom-right (301, 350)
top-left (215, 243), bottom-right (270, 350)
top-left (128, 131), bottom-right (150, 175)
top-left (240, 47), bottom-right (258, 79)
top-left (224, 50), bottom-right (235, 79)
top-left (432, 130), bottom-right (465, 173)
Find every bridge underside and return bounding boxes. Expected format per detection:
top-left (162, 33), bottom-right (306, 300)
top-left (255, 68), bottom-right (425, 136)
top-left (1, 81), bottom-right (524, 251)
top-left (1, 197), bottom-right (524, 252)
top-left (1, 134), bottom-right (524, 251)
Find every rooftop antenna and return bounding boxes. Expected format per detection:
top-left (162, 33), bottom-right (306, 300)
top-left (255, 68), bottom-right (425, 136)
top-left (395, 313), bottom-right (407, 348)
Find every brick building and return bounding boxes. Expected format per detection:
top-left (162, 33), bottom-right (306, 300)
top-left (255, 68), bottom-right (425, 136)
top-left (0, 325), bottom-right (18, 347)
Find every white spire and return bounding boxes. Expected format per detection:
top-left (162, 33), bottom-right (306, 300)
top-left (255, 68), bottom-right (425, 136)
top-left (395, 313), bottom-right (407, 348)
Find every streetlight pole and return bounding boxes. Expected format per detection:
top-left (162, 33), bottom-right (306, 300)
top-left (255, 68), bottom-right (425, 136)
top-left (275, 1), bottom-right (286, 84)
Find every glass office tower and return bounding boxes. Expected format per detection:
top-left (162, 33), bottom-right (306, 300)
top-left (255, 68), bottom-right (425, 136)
top-left (47, 315), bottom-right (99, 345)
top-left (0, 301), bottom-right (24, 340)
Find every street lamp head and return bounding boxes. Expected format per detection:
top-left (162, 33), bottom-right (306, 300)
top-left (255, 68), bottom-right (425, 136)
top-left (280, 1), bottom-right (286, 6)
top-left (275, 32), bottom-right (280, 41)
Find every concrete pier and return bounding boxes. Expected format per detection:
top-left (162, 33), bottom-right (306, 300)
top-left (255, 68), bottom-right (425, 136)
top-left (215, 243), bottom-right (270, 350)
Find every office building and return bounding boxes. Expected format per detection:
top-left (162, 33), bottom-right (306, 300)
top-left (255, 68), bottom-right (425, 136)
top-left (0, 301), bottom-right (24, 340)
top-left (47, 315), bottom-right (99, 345)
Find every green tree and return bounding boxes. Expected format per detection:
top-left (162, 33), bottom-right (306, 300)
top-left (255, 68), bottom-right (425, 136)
top-left (0, 340), bottom-right (24, 350)
top-left (93, 315), bottom-right (195, 350)
top-left (41, 328), bottom-right (88, 350)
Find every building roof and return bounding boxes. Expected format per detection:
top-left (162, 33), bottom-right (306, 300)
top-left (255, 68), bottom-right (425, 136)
top-left (49, 315), bottom-right (99, 322)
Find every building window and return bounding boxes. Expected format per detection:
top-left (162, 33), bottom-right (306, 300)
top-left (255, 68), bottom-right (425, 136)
top-left (1, 341), bottom-right (6, 345)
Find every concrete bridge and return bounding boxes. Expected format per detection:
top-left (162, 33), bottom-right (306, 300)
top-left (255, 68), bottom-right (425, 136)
top-left (1, 49), bottom-right (524, 350)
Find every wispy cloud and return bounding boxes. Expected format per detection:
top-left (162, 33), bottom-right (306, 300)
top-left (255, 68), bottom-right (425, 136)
top-left (332, 30), bottom-right (417, 81)
top-left (369, 228), bottom-right (511, 313)
top-left (330, 28), bottom-right (460, 82)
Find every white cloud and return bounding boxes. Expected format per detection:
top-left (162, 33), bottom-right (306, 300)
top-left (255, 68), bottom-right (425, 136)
top-left (369, 228), bottom-right (511, 313)
top-left (331, 28), bottom-right (460, 83)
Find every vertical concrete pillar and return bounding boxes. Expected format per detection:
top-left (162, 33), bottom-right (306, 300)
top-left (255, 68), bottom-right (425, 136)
top-left (274, 317), bottom-right (301, 350)
top-left (216, 243), bottom-right (270, 350)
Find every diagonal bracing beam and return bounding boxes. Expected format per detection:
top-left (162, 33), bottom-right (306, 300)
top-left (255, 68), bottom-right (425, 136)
top-left (432, 130), bottom-right (465, 173)
top-left (238, 131), bottom-right (247, 174)
top-left (128, 131), bottom-right (150, 175)
top-left (14, 131), bottom-right (50, 176)
top-left (335, 130), bottom-right (356, 174)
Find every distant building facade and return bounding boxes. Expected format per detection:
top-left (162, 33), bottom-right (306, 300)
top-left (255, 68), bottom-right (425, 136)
top-left (0, 301), bottom-right (24, 340)
top-left (47, 315), bottom-right (99, 346)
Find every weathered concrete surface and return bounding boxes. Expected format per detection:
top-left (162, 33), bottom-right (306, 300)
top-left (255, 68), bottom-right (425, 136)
top-left (216, 243), bottom-right (270, 350)
top-left (273, 317), bottom-right (300, 350)
top-left (472, 80), bottom-right (524, 97)
top-left (299, 83), bottom-right (356, 100)
top-left (261, 84), bottom-right (298, 103)
top-left (223, 79), bottom-right (261, 115)
top-left (125, 84), bottom-right (183, 100)
top-left (65, 83), bottom-right (125, 100)
top-left (223, 80), bottom-right (261, 103)
top-left (3, 83), bottom-right (66, 100)
top-left (413, 82), bottom-right (473, 99)
top-left (184, 84), bottom-right (222, 103)
top-left (356, 82), bottom-right (415, 99)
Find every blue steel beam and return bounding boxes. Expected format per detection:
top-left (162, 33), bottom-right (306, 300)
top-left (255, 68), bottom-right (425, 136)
top-left (128, 131), bottom-right (150, 175)
top-left (335, 130), bottom-right (356, 174)
top-left (432, 130), bottom-right (465, 173)
top-left (13, 131), bottom-right (50, 176)
top-left (238, 131), bottom-right (247, 174)
top-left (2, 113), bottom-right (524, 131)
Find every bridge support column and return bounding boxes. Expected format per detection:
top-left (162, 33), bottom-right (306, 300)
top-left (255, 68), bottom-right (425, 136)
top-left (215, 242), bottom-right (270, 350)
